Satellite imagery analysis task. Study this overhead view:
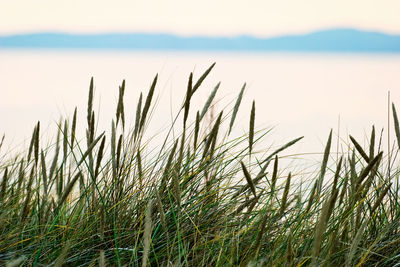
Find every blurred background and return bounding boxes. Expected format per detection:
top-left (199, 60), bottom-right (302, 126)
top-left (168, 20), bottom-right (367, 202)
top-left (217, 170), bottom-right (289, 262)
top-left (1, 0), bottom-right (400, 168)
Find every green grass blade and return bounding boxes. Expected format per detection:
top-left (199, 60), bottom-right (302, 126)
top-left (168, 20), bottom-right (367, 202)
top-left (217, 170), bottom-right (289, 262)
top-left (200, 82), bottom-right (220, 121)
top-left (229, 83), bottom-right (245, 134)
top-left (392, 103), bottom-right (400, 151)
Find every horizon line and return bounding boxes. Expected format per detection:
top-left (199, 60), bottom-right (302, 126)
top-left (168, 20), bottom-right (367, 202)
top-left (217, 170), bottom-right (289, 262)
top-left (2, 27), bottom-right (400, 39)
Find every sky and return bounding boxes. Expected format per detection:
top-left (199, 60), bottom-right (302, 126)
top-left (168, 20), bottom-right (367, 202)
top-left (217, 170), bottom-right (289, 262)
top-left (1, 0), bottom-right (400, 37)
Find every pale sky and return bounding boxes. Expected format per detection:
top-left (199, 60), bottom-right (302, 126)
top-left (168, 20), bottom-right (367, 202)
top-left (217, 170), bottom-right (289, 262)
top-left (1, 0), bottom-right (400, 37)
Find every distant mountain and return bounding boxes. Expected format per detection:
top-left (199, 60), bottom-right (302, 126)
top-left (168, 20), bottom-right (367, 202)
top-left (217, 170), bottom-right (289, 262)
top-left (1, 28), bottom-right (400, 52)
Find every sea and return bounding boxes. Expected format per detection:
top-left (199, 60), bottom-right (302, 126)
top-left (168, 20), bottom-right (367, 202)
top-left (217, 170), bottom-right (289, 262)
top-left (1, 50), bottom-right (400, 173)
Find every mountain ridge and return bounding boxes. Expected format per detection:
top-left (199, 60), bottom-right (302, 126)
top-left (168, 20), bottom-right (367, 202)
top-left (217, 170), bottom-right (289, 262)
top-left (1, 28), bottom-right (399, 52)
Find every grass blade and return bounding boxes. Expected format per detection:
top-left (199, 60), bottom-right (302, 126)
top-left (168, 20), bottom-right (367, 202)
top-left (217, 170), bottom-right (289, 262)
top-left (200, 82), bottom-right (220, 121)
top-left (183, 73), bottom-right (193, 127)
top-left (280, 172), bottom-right (291, 216)
top-left (87, 77), bottom-right (94, 126)
top-left (369, 126), bottom-right (375, 159)
top-left (116, 79), bottom-right (126, 129)
top-left (192, 62), bottom-right (216, 95)
top-left (350, 135), bottom-right (370, 163)
top-left (76, 132), bottom-right (105, 168)
top-left (249, 100), bottom-right (255, 155)
top-left (142, 199), bottom-right (154, 267)
top-left (34, 121), bottom-right (40, 165)
top-left (261, 136), bottom-right (304, 164)
top-left (71, 107), bottom-right (77, 150)
top-left (139, 74), bottom-right (158, 132)
top-left (56, 172), bottom-right (82, 212)
top-left (134, 92), bottom-right (143, 140)
top-left (229, 83), bottom-right (245, 134)
top-left (392, 103), bottom-right (400, 151)
top-left (240, 161), bottom-right (257, 198)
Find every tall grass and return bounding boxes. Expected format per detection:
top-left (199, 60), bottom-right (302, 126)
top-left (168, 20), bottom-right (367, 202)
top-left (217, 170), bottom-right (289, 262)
top-left (0, 64), bottom-right (400, 266)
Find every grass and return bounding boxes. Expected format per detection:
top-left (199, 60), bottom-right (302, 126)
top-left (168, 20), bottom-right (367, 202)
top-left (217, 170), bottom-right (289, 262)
top-left (1, 63), bottom-right (400, 266)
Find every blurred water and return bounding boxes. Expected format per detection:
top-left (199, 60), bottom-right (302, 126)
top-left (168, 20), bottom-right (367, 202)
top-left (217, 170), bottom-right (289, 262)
top-left (1, 50), bottom-right (399, 172)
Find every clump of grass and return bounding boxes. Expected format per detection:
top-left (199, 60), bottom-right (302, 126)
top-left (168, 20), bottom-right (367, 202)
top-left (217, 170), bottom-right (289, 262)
top-left (0, 63), bottom-right (400, 266)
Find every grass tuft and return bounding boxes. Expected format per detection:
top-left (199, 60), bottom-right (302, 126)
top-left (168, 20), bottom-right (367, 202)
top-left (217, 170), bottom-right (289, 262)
top-left (0, 65), bottom-right (399, 266)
